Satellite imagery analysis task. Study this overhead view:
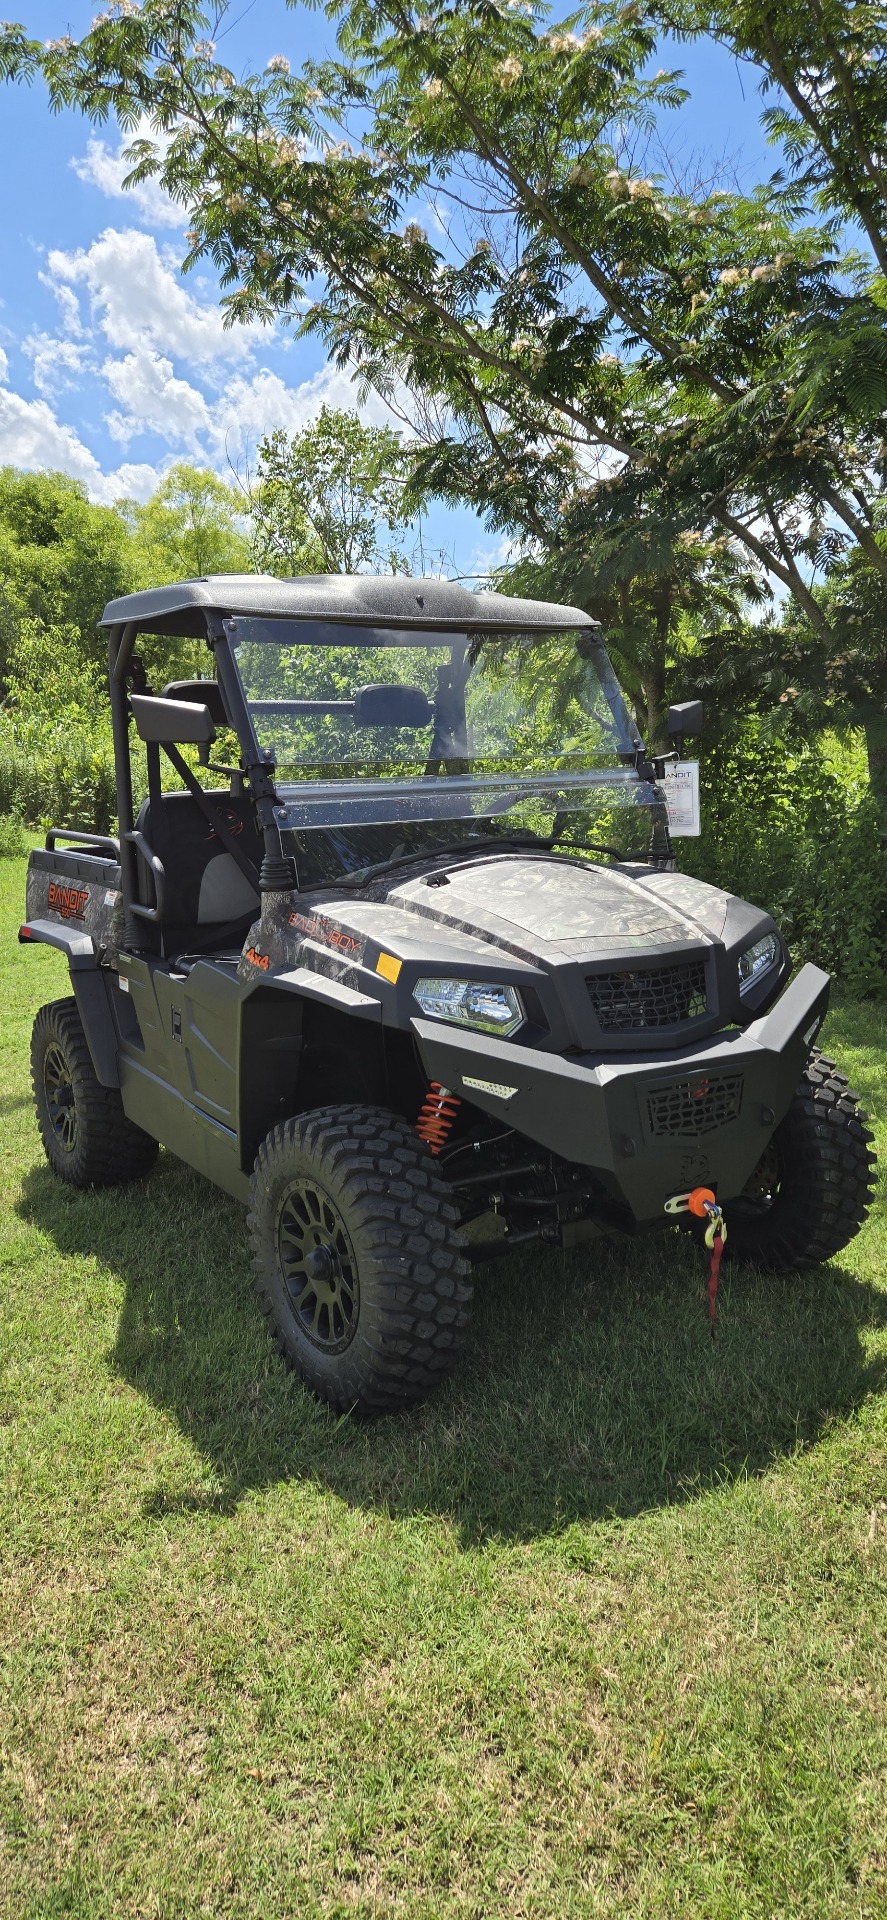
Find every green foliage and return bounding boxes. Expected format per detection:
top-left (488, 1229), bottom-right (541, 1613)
top-left (249, 408), bottom-right (414, 576)
top-left (0, 619), bottom-right (116, 833)
top-left (679, 723), bottom-right (887, 997)
top-left (0, 808), bottom-right (28, 857)
top-left (808, 516), bottom-right (887, 718)
top-left (117, 462), bottom-right (252, 682)
top-left (656, 0), bottom-right (887, 276)
top-left (0, 720), bottom-right (117, 835)
top-left (505, 527), bottom-right (765, 746)
top-left (119, 462), bottom-right (250, 587)
top-left (683, 503), bottom-right (887, 812)
top-left (0, 466), bottom-right (130, 675)
top-left (3, 618), bottom-right (105, 722)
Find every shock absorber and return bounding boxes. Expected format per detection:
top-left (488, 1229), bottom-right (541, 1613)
top-left (416, 1082), bottom-right (461, 1155)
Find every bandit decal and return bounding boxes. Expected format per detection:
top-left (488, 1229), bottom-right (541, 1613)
top-left (47, 882), bottom-right (90, 921)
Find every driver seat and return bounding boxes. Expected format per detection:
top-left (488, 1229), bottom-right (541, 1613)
top-left (134, 788), bottom-right (262, 959)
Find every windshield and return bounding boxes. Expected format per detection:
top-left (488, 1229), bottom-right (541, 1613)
top-left (226, 617), bottom-right (669, 885)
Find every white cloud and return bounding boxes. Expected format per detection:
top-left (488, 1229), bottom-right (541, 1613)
top-left (41, 281), bottom-right (85, 337)
top-left (0, 383), bottom-right (105, 489)
top-left (467, 534), bottom-right (520, 579)
top-left (48, 228), bottom-right (263, 365)
top-left (0, 355), bottom-right (162, 504)
top-left (72, 127), bottom-right (185, 232)
top-left (102, 347), bottom-right (210, 449)
top-left (3, 209), bottom-right (410, 512)
top-left (93, 350), bottom-right (404, 469)
top-left (23, 331), bottom-right (93, 398)
top-left (94, 462), bottom-right (163, 507)
top-left (203, 361), bottom-right (405, 467)
top-left (0, 346), bottom-right (8, 384)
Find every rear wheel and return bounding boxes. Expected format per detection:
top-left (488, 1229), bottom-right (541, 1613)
top-left (721, 1049), bottom-right (876, 1269)
top-left (248, 1105), bottom-right (472, 1414)
top-left (31, 998), bottom-right (158, 1187)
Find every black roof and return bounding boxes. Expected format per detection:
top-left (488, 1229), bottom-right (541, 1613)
top-left (100, 573), bottom-right (598, 638)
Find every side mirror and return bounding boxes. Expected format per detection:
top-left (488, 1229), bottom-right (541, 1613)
top-left (130, 693), bottom-right (217, 746)
top-left (163, 679), bottom-right (229, 728)
top-left (667, 700), bottom-right (705, 749)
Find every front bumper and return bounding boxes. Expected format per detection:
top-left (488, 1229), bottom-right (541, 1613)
top-left (411, 962), bottom-right (830, 1227)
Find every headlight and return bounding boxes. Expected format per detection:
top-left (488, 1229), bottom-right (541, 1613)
top-left (738, 932), bottom-right (780, 995)
top-left (413, 978), bottom-right (525, 1036)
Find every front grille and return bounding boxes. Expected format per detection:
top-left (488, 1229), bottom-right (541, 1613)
top-left (647, 1073), bottom-right (744, 1139)
top-left (587, 959), bottom-right (707, 1032)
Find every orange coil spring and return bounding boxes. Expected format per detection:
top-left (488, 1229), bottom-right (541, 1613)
top-left (416, 1082), bottom-right (461, 1155)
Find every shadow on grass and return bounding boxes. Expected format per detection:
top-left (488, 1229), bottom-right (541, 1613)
top-left (0, 1091), bottom-right (36, 1116)
top-left (18, 1149), bottom-right (887, 1545)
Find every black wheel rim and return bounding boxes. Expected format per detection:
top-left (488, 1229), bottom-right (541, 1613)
top-left (277, 1180), bottom-right (360, 1354)
top-left (43, 1042), bottom-right (77, 1153)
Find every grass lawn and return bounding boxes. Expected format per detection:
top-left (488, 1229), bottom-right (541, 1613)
top-left (1, 852), bottom-right (885, 1918)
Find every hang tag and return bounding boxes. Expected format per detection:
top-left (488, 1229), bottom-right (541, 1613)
top-left (663, 760), bottom-right (701, 837)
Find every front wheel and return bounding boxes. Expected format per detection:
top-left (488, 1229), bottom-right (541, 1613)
top-left (721, 1049), bottom-right (876, 1270)
top-left (248, 1105), bottom-right (472, 1414)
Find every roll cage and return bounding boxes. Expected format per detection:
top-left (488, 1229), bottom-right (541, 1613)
top-left (103, 574), bottom-right (618, 942)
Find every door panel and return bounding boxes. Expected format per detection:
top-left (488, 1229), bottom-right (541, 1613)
top-left (181, 962), bottom-right (241, 1126)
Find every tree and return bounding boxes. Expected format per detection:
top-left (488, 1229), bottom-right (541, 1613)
top-left (649, 0), bottom-right (887, 782)
top-left (0, 466), bottom-right (130, 677)
top-left (776, 508), bottom-right (887, 807)
top-left (247, 406), bottom-right (414, 576)
top-left (505, 497), bottom-right (766, 746)
top-left (120, 461), bottom-right (250, 587)
top-left (654, 1), bottom-right (887, 277)
top-left (2, 4), bottom-right (885, 771)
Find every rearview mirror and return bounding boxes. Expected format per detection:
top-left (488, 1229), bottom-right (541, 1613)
top-left (130, 693), bottom-right (217, 746)
top-left (353, 683), bottom-right (432, 728)
top-left (667, 700), bottom-right (705, 746)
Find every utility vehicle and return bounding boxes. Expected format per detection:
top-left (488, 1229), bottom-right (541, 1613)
top-left (21, 576), bottom-right (876, 1412)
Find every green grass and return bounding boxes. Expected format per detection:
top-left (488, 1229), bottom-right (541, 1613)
top-left (1, 854), bottom-right (886, 1919)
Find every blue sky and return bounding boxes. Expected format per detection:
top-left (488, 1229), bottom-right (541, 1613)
top-left (0, 4), bottom-right (779, 573)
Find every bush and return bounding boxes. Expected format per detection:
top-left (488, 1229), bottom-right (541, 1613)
top-left (678, 723), bottom-right (887, 997)
top-left (0, 716), bottom-right (118, 834)
top-left (0, 620), bottom-right (119, 834)
top-left (0, 809), bottom-right (29, 858)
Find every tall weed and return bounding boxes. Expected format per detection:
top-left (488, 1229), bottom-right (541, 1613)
top-left (679, 724), bottom-right (887, 996)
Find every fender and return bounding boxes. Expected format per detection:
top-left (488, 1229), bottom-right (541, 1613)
top-left (269, 964), bottom-right (383, 1023)
top-left (19, 917), bottom-right (95, 966)
top-left (19, 919), bottom-right (121, 1088)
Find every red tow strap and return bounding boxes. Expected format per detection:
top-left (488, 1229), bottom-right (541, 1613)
top-left (707, 1232), bottom-right (724, 1339)
top-left (685, 1188), bottom-right (727, 1339)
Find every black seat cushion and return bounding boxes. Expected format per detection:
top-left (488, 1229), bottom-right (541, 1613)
top-left (134, 789), bottom-right (261, 956)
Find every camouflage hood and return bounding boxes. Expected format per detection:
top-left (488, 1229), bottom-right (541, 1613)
top-left (244, 852), bottom-right (733, 994)
top-left (375, 854), bottom-right (730, 966)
